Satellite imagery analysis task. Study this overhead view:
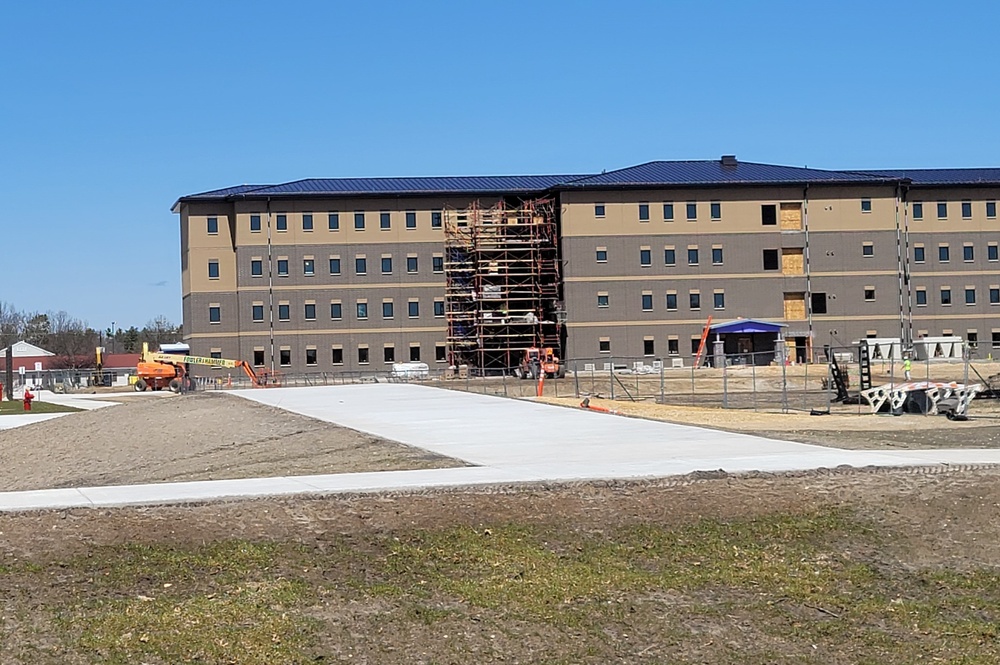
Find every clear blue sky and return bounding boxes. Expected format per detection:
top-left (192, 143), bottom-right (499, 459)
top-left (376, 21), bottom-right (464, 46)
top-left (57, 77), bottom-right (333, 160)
top-left (2, 0), bottom-right (998, 331)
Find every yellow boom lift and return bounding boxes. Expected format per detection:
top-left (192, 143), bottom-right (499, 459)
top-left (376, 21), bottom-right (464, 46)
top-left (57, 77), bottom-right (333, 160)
top-left (134, 343), bottom-right (264, 392)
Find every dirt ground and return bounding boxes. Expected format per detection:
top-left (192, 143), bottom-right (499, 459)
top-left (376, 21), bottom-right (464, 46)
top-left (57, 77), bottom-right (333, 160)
top-left (2, 467), bottom-right (1000, 663)
top-left (538, 395), bottom-right (1000, 449)
top-left (0, 392), bottom-right (464, 492)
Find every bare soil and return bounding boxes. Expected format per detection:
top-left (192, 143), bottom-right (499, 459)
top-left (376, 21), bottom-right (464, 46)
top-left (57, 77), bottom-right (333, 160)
top-left (539, 395), bottom-right (1000, 449)
top-left (2, 467), bottom-right (1000, 663)
top-left (0, 392), bottom-right (464, 492)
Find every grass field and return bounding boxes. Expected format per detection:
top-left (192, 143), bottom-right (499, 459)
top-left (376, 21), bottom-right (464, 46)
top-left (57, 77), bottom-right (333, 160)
top-left (3, 475), bottom-right (1000, 664)
top-left (0, 399), bottom-right (80, 415)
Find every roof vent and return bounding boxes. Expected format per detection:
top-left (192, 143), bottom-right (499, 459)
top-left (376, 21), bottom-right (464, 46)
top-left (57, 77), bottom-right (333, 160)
top-left (721, 155), bottom-right (738, 168)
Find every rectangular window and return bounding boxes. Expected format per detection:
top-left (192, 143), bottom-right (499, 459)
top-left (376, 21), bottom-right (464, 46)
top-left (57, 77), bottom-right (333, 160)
top-left (599, 338), bottom-right (611, 353)
top-left (711, 247), bottom-right (723, 265)
top-left (329, 257), bottom-right (341, 275)
top-left (962, 200), bottom-right (972, 219)
top-left (643, 338), bottom-right (655, 356)
top-left (432, 256), bottom-right (444, 273)
top-left (991, 288), bottom-right (1000, 304)
top-left (993, 332), bottom-right (1000, 349)
top-left (988, 201), bottom-right (997, 218)
top-left (356, 302), bottom-right (368, 319)
top-left (304, 303), bottom-right (316, 320)
top-left (937, 201), bottom-right (948, 219)
top-left (641, 293), bottom-right (653, 311)
top-left (254, 349), bottom-right (265, 366)
top-left (433, 299), bottom-right (445, 317)
top-left (207, 217), bottom-right (218, 234)
top-left (713, 292), bottom-right (725, 309)
top-left (384, 346), bottom-right (395, 363)
top-left (305, 348), bottom-right (317, 366)
top-left (280, 349), bottom-right (291, 366)
top-left (969, 332), bottom-right (979, 349)
top-left (597, 293), bottom-right (609, 308)
top-left (410, 345), bottom-right (421, 362)
top-left (638, 203), bottom-right (649, 221)
top-left (666, 293), bottom-right (677, 310)
top-left (208, 260), bottom-right (219, 279)
top-left (664, 248), bottom-right (676, 266)
top-left (328, 212), bottom-right (339, 230)
top-left (303, 259), bottom-right (315, 275)
top-left (408, 300), bottom-right (419, 318)
top-left (251, 259), bottom-right (262, 277)
top-left (913, 245), bottom-right (925, 263)
top-left (407, 256), bottom-right (418, 273)
top-left (663, 203), bottom-right (674, 221)
top-left (382, 301), bottom-right (394, 319)
top-left (209, 350), bottom-right (222, 361)
top-left (358, 347), bottom-right (370, 364)
top-left (864, 287), bottom-right (876, 301)
top-left (861, 198), bottom-right (872, 213)
top-left (330, 302), bottom-right (342, 319)
top-left (209, 305), bottom-right (220, 323)
top-left (595, 204), bottom-right (606, 218)
top-left (302, 213), bottom-right (313, 230)
top-left (431, 210), bottom-right (442, 228)
top-left (710, 201), bottom-right (721, 220)
top-left (668, 339), bottom-right (679, 355)
top-left (763, 249), bottom-right (779, 270)
top-left (276, 214), bottom-right (287, 231)
top-left (916, 289), bottom-right (927, 306)
top-left (252, 304), bottom-right (264, 321)
top-left (686, 202), bottom-right (697, 221)
top-left (354, 211), bottom-right (365, 230)
top-left (941, 288), bottom-right (952, 305)
top-left (640, 248), bottom-right (651, 267)
top-left (277, 259), bottom-right (288, 276)
top-left (435, 344), bottom-right (447, 362)
top-left (278, 303), bottom-right (290, 321)
top-left (381, 256), bottom-right (392, 274)
top-left (966, 288), bottom-right (976, 305)
top-left (596, 248), bottom-right (608, 262)
top-left (689, 292), bottom-right (701, 310)
top-left (862, 242), bottom-right (874, 257)
top-left (687, 247), bottom-right (699, 265)
top-left (989, 244), bottom-right (998, 262)
top-left (939, 245), bottom-right (950, 262)
top-left (250, 214), bottom-right (261, 232)
top-left (356, 257), bottom-right (367, 275)
top-left (761, 204), bottom-right (777, 225)
top-left (811, 292), bottom-right (827, 314)
top-left (964, 245), bottom-right (975, 262)
top-left (380, 211), bottom-right (391, 230)
top-left (405, 210), bottom-right (416, 229)
top-left (912, 202), bottom-right (923, 220)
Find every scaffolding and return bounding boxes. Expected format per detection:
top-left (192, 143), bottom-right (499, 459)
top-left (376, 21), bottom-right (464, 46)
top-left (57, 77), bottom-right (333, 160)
top-left (444, 199), bottom-right (563, 371)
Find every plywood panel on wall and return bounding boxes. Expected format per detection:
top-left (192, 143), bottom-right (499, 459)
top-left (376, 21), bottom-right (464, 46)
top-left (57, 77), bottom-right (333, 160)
top-left (783, 292), bottom-right (806, 320)
top-left (781, 248), bottom-right (804, 275)
top-left (780, 202), bottom-right (802, 230)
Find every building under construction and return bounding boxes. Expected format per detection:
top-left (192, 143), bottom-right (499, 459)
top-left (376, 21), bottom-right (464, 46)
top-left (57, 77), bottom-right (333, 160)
top-left (444, 199), bottom-right (564, 370)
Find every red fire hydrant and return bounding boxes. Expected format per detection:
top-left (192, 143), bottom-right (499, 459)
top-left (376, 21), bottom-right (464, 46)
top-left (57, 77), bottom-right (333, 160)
top-left (23, 388), bottom-right (34, 411)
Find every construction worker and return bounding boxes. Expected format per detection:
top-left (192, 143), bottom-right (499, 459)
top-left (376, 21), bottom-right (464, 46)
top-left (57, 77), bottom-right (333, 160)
top-left (903, 355), bottom-right (912, 381)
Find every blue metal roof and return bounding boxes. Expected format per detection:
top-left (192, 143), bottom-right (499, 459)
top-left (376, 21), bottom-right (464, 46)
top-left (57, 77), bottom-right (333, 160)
top-left (561, 160), bottom-right (898, 188)
top-left (183, 184), bottom-right (271, 199)
top-left (710, 318), bottom-right (787, 334)
top-left (858, 168), bottom-right (1000, 186)
top-left (219, 175), bottom-right (582, 198)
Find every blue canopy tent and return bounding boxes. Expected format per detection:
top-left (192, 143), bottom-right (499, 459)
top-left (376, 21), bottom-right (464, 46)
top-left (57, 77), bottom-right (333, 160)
top-left (708, 318), bottom-right (787, 366)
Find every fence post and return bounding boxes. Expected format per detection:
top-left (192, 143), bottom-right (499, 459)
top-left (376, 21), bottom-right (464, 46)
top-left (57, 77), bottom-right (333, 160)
top-left (722, 355), bottom-right (729, 409)
top-left (751, 358), bottom-right (757, 412)
top-left (803, 362), bottom-right (809, 412)
top-left (781, 352), bottom-right (788, 413)
top-left (659, 360), bottom-right (665, 405)
top-left (574, 360), bottom-right (580, 398)
top-left (502, 368), bottom-right (508, 398)
top-left (609, 358), bottom-right (615, 401)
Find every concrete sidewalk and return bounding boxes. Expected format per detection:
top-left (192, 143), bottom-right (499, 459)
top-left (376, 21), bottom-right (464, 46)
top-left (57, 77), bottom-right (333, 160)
top-left (2, 383), bottom-right (999, 512)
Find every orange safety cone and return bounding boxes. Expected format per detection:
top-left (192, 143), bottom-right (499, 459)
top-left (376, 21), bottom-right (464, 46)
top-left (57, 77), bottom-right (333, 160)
top-left (536, 373), bottom-right (545, 397)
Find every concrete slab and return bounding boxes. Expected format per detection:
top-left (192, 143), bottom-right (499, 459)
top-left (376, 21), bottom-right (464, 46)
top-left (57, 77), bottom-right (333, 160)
top-left (0, 413), bottom-right (69, 430)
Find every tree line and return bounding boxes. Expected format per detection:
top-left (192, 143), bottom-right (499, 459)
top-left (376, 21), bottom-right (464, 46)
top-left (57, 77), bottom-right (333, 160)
top-left (0, 301), bottom-right (181, 369)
